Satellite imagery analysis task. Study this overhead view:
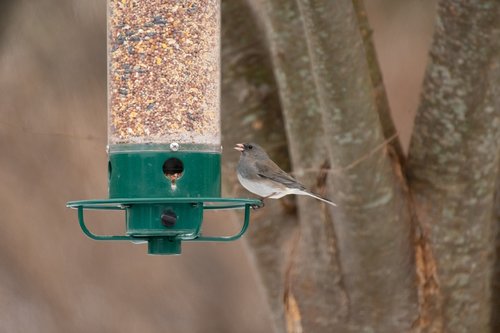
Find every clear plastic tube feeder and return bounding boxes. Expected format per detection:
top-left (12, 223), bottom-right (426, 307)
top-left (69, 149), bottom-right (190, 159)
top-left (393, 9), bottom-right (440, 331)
top-left (67, 0), bottom-right (260, 255)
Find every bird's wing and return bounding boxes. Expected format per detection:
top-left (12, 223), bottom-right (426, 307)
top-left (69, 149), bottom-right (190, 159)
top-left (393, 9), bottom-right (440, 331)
top-left (255, 160), bottom-right (306, 190)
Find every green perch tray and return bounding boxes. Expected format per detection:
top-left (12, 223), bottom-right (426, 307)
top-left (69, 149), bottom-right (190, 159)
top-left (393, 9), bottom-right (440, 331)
top-left (67, 197), bottom-right (262, 255)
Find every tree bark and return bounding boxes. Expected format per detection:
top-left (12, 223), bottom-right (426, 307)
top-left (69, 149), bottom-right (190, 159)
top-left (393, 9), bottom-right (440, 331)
top-left (220, 1), bottom-right (298, 332)
top-left (249, 0), bottom-right (348, 331)
top-left (493, 165), bottom-right (500, 333)
top-left (487, 14), bottom-right (500, 333)
top-left (352, 0), bottom-right (405, 162)
top-left (293, 0), bottom-right (418, 331)
top-left (407, 1), bottom-right (500, 332)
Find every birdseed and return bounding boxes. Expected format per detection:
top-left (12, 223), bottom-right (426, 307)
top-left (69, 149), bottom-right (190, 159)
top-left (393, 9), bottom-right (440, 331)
top-left (108, 0), bottom-right (220, 146)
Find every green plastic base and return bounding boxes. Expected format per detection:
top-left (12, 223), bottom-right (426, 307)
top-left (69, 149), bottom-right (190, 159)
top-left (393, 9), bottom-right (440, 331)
top-left (108, 144), bottom-right (221, 198)
top-left (148, 237), bottom-right (181, 255)
top-left (67, 144), bottom-right (261, 255)
top-left (67, 198), bottom-right (262, 255)
top-left (109, 145), bottom-right (221, 245)
top-left (126, 203), bottom-right (203, 237)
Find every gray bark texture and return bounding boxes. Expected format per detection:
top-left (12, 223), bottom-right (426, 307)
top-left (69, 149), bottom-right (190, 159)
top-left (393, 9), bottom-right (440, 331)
top-left (494, 170), bottom-right (500, 333)
top-left (249, 0), bottom-right (347, 332)
top-left (352, 0), bottom-right (405, 163)
top-left (294, 0), bottom-right (418, 331)
top-left (220, 1), bottom-right (297, 332)
top-left (407, 1), bottom-right (500, 332)
top-left (221, 0), bottom-right (500, 332)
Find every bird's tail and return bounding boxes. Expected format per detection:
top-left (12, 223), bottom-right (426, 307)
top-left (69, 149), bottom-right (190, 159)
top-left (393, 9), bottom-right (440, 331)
top-left (304, 191), bottom-right (337, 206)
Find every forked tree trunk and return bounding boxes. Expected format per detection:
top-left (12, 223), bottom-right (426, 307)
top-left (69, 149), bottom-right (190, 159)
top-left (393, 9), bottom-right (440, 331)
top-left (221, 0), bottom-right (500, 332)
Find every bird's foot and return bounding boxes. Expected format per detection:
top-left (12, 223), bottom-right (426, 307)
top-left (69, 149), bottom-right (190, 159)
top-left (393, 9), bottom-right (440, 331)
top-left (251, 199), bottom-right (265, 210)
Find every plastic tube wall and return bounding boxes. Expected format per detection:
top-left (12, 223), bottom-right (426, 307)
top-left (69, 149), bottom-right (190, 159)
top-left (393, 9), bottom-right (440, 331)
top-left (108, 0), bottom-right (220, 148)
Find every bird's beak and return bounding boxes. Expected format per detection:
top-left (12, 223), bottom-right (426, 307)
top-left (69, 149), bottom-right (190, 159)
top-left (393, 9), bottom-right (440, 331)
top-left (234, 143), bottom-right (244, 152)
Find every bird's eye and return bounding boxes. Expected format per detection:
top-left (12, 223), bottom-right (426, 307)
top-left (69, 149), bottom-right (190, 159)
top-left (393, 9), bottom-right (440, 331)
top-left (248, 145), bottom-right (253, 149)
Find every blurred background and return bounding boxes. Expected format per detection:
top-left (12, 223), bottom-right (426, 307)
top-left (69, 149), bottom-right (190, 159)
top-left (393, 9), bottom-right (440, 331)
top-left (0, 0), bottom-right (436, 332)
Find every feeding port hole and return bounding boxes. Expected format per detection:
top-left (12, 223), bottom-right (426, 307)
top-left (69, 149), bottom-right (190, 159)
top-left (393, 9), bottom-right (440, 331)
top-left (163, 158), bottom-right (184, 190)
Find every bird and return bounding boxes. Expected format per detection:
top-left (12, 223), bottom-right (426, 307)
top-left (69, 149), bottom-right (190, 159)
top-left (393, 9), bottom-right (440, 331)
top-left (234, 143), bottom-right (336, 207)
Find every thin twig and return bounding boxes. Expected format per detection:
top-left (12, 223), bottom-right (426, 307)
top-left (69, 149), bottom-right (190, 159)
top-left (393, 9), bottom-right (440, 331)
top-left (291, 133), bottom-right (399, 176)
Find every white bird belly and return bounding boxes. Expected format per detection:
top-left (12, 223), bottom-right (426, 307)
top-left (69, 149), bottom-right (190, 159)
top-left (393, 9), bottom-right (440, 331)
top-left (237, 173), bottom-right (287, 198)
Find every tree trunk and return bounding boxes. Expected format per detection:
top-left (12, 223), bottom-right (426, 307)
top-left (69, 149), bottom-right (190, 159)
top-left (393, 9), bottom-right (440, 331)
top-left (292, 0), bottom-right (419, 331)
top-left (493, 168), bottom-right (500, 333)
top-left (220, 1), bottom-right (298, 332)
top-left (407, 1), bottom-right (500, 332)
top-left (222, 0), bottom-right (500, 332)
top-left (249, 0), bottom-right (348, 331)
top-left (352, 0), bottom-right (405, 162)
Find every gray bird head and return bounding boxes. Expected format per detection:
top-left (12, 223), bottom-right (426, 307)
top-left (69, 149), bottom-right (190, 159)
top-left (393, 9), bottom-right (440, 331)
top-left (234, 143), bottom-right (269, 160)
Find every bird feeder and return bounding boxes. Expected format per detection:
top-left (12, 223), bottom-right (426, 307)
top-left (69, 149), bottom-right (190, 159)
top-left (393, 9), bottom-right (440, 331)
top-left (67, 0), bottom-right (260, 255)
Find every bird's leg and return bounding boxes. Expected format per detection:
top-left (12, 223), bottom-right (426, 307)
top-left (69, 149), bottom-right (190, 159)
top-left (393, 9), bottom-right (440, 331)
top-left (263, 192), bottom-right (278, 199)
top-left (251, 192), bottom-right (277, 210)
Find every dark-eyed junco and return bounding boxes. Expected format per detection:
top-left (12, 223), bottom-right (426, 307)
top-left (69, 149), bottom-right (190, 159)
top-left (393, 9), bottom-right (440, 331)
top-left (234, 143), bottom-right (336, 206)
